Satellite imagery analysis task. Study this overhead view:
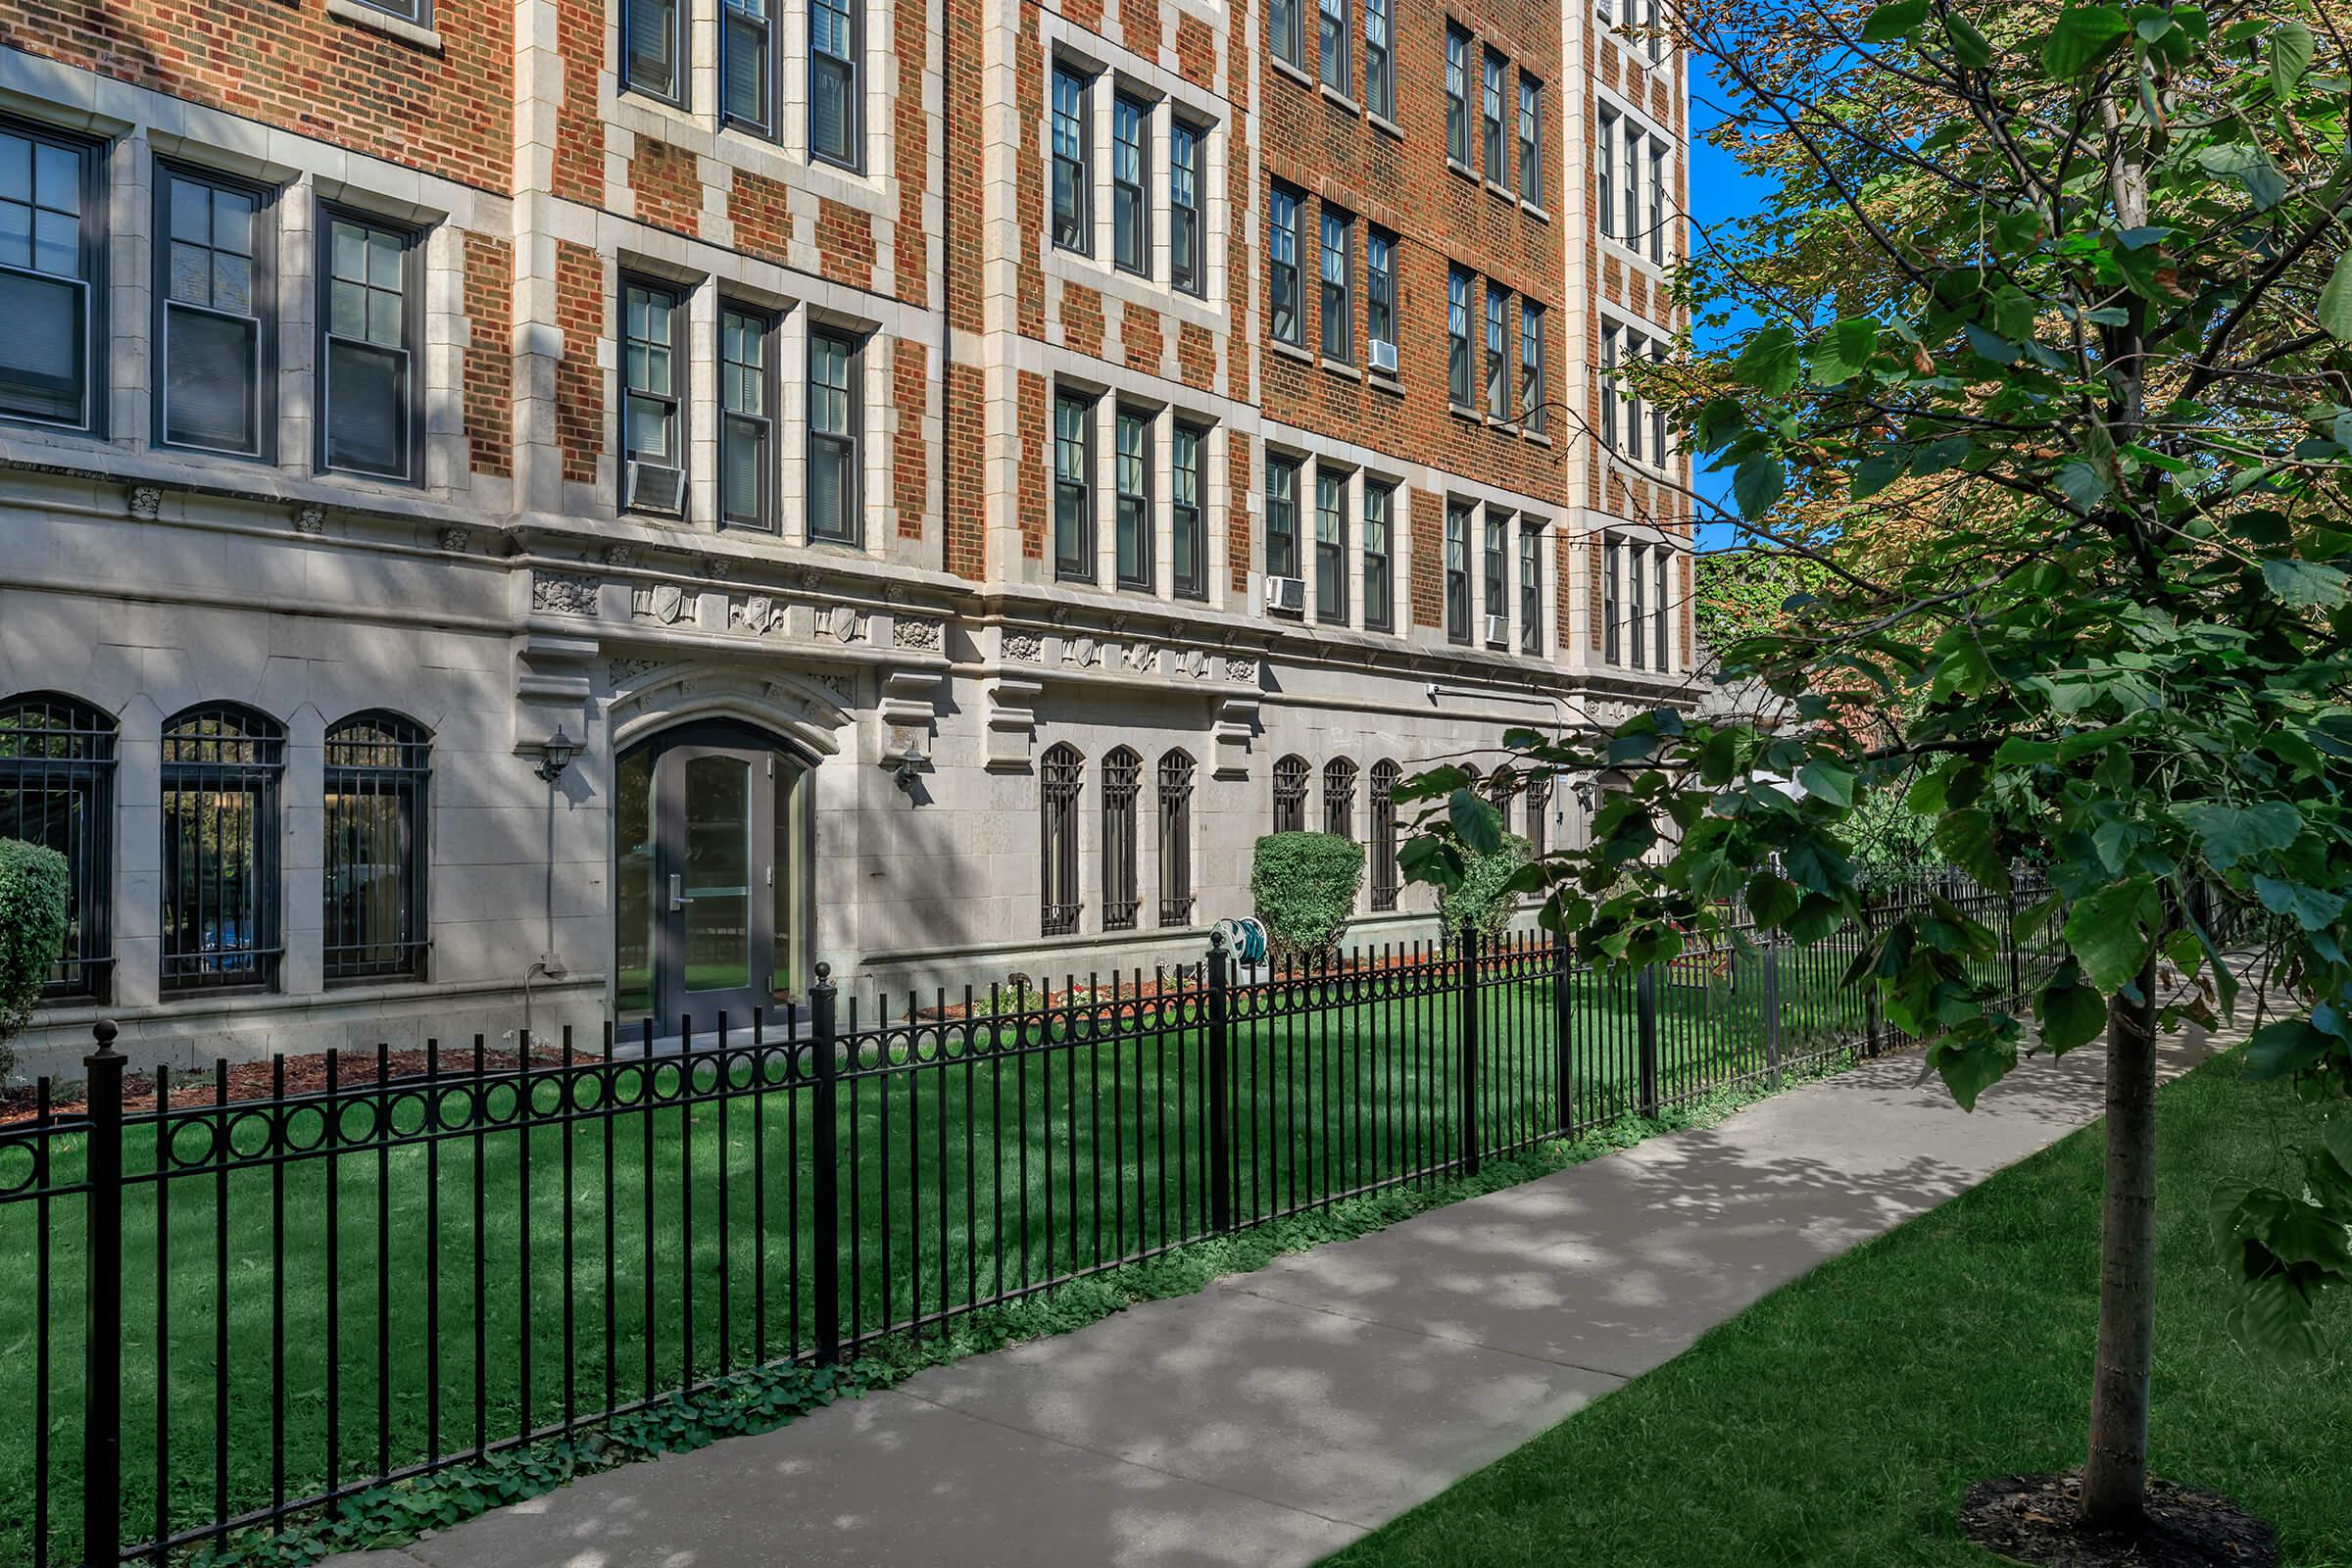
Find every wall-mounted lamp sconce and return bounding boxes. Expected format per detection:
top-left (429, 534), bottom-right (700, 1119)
top-left (892, 751), bottom-right (926, 797)
top-left (534, 724), bottom-right (577, 783)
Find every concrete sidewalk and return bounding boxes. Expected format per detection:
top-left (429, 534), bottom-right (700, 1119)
top-left (328, 1028), bottom-right (2224, 1568)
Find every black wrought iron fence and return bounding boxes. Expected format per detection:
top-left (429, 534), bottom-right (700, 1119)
top-left (1, 870), bottom-right (2102, 1564)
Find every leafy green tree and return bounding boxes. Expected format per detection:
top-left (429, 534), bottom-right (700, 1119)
top-left (1408, 0), bottom-right (2352, 1534)
top-left (0, 839), bottom-right (70, 1080)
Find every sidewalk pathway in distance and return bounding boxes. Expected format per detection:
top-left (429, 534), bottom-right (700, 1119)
top-left (327, 1025), bottom-right (2227, 1568)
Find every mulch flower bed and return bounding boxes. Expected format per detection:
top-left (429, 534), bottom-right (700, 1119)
top-left (1959, 1473), bottom-right (2278, 1567)
top-left (0, 1044), bottom-right (579, 1129)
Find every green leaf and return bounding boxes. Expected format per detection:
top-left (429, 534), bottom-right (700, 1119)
top-left (1926, 1033), bottom-right (2014, 1111)
top-left (1943, 11), bottom-right (1994, 67)
top-left (1744, 872), bottom-right (1801, 927)
top-left (2253, 874), bottom-right (2346, 931)
top-left (2316, 249), bottom-right (2352, 343)
top-left (2039, 5), bottom-right (2132, 74)
top-left (2243, 1018), bottom-right (2331, 1079)
top-left (1861, 0), bottom-right (1930, 41)
top-left (1936, 808), bottom-right (2011, 891)
top-left (1733, 452), bottom-right (1787, 518)
top-left (1732, 324), bottom-right (1802, 395)
top-left (2037, 972), bottom-right (2109, 1052)
top-left (2054, 460), bottom-right (2109, 511)
top-left (2063, 876), bottom-right (2154, 992)
top-left (2178, 800), bottom-right (2301, 869)
top-left (1795, 760), bottom-right (1855, 808)
top-left (2271, 21), bottom-right (2315, 96)
top-left (2197, 144), bottom-right (2290, 212)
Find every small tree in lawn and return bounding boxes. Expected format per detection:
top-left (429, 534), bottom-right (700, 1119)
top-left (1405, 0), bottom-right (2352, 1542)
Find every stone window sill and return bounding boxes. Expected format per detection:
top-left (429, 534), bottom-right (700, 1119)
top-left (1318, 82), bottom-right (1361, 115)
top-left (1446, 156), bottom-right (1479, 183)
top-left (1270, 338), bottom-right (1316, 366)
top-left (1368, 110), bottom-right (1405, 141)
top-left (1485, 176), bottom-right (1515, 203)
top-left (1521, 199), bottom-right (1550, 223)
top-left (324, 0), bottom-right (444, 51)
top-left (1320, 357), bottom-right (1363, 381)
top-left (1271, 56), bottom-right (1314, 89)
top-left (1368, 368), bottom-right (1404, 397)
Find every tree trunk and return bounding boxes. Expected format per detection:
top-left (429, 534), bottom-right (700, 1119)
top-left (2081, 954), bottom-right (2159, 1531)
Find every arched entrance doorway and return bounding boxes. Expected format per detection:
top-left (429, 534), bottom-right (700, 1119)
top-left (614, 719), bottom-right (812, 1027)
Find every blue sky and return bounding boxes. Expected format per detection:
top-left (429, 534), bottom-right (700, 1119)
top-left (1686, 68), bottom-right (1774, 551)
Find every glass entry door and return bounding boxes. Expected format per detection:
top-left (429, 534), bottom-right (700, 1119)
top-left (615, 721), bottom-right (807, 1032)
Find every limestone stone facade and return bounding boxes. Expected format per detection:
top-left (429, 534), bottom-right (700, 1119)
top-left (0, 0), bottom-right (1690, 1081)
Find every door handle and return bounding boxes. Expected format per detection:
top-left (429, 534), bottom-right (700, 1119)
top-left (669, 872), bottom-right (687, 911)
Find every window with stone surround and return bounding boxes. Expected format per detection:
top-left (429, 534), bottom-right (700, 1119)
top-left (1115, 406), bottom-right (1152, 590)
top-left (323, 711), bottom-right (430, 983)
top-left (1362, 482), bottom-right (1394, 631)
top-left (1654, 548), bottom-right (1671, 671)
top-left (1322, 758), bottom-right (1357, 841)
top-left (1603, 536), bottom-right (1622, 664)
top-left (720, 305), bottom-right (777, 531)
top-left (0, 692), bottom-right (115, 1001)
top-left (161, 704), bottom-right (284, 995)
top-left (1112, 93), bottom-right (1152, 275)
top-left (1629, 541), bottom-right (1648, 666)
top-left (721, 0), bottom-right (775, 135)
top-left (1156, 751), bottom-right (1195, 926)
top-left (1102, 747), bottom-right (1142, 931)
top-left (622, 0), bottom-right (687, 106)
top-left (1273, 755), bottom-right (1309, 835)
top-left (1519, 524), bottom-right (1543, 655)
top-left (1314, 465), bottom-right (1348, 623)
top-left (1054, 389), bottom-right (1096, 580)
top-left (318, 208), bottom-right (421, 483)
top-left (0, 121), bottom-right (101, 435)
top-left (1485, 281), bottom-right (1509, 419)
top-left (1172, 421), bottom-right (1208, 599)
top-left (1368, 760), bottom-right (1400, 910)
top-left (621, 275), bottom-right (686, 513)
top-left (1520, 299), bottom-right (1545, 433)
top-left (1170, 120), bottom-right (1203, 294)
top-left (808, 326), bottom-right (860, 543)
top-left (1041, 743), bottom-right (1084, 936)
top-left (1484, 509), bottom-right (1508, 631)
top-left (810, 0), bottom-right (861, 170)
top-left (1366, 227), bottom-right (1396, 374)
top-left (1052, 67), bottom-right (1091, 254)
top-left (1444, 500), bottom-right (1472, 643)
top-left (1266, 452), bottom-right (1300, 582)
top-left (157, 164), bottom-right (273, 461)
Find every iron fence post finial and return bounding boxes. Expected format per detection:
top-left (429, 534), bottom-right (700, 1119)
top-left (84, 1020), bottom-right (124, 1567)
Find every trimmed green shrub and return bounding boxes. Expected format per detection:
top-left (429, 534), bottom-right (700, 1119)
top-left (1438, 831), bottom-right (1532, 948)
top-left (0, 838), bottom-right (70, 1076)
top-left (1250, 832), bottom-right (1365, 962)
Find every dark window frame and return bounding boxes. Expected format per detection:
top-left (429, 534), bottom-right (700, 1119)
top-left (1444, 500), bottom-right (1472, 644)
top-left (1597, 108), bottom-right (1618, 239)
top-left (1484, 509), bottom-right (1508, 622)
top-left (1169, 119), bottom-right (1203, 295)
top-left (1603, 537), bottom-right (1623, 664)
top-left (1629, 541), bottom-right (1648, 666)
top-left (154, 160), bottom-right (276, 463)
top-left (720, 0), bottom-right (778, 136)
top-left (1114, 404), bottom-right (1153, 590)
top-left (1156, 750), bottom-right (1195, 927)
top-left (719, 302), bottom-right (779, 531)
top-left (620, 272), bottom-right (687, 511)
top-left (1366, 226), bottom-right (1396, 370)
top-left (1482, 49), bottom-right (1507, 184)
top-left (1445, 25), bottom-right (1471, 165)
top-left (0, 117), bottom-right (107, 438)
top-left (1272, 755), bottom-right (1310, 835)
top-left (1054, 388), bottom-right (1097, 581)
top-left (1268, 182), bottom-right (1303, 347)
top-left (1518, 74), bottom-right (1543, 205)
top-left (1321, 757), bottom-right (1357, 840)
top-left (1051, 66), bottom-right (1093, 255)
top-left (1102, 746), bottom-right (1142, 931)
top-left (1367, 759), bottom-right (1400, 910)
top-left (1318, 205), bottom-right (1352, 364)
top-left (353, 0), bottom-right (430, 21)
top-left (316, 203), bottom-right (425, 484)
top-left (1362, 481), bottom-right (1394, 631)
top-left (1172, 420), bottom-right (1208, 600)
top-left (1520, 299), bottom-right (1545, 432)
top-left (1318, 0), bottom-right (1350, 94)
top-left (1485, 280), bottom-right (1509, 420)
top-left (809, 0), bottom-right (864, 172)
top-left (160, 702), bottom-right (285, 996)
top-left (1519, 524), bottom-right (1543, 655)
top-left (1111, 91), bottom-right (1152, 276)
top-left (808, 324), bottom-right (863, 544)
top-left (621, 0), bottom-right (689, 108)
top-left (322, 710), bottom-right (431, 984)
top-left (1272, 0), bottom-right (1304, 70)
top-left (0, 691), bottom-right (116, 1001)
top-left (1446, 266), bottom-right (1472, 408)
top-left (1363, 0), bottom-right (1394, 119)
top-left (1266, 452), bottom-right (1300, 582)
top-left (1313, 464), bottom-right (1348, 624)
top-left (1041, 742), bottom-right (1084, 936)
top-left (1654, 548), bottom-right (1671, 671)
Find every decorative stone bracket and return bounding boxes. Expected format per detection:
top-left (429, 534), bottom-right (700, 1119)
top-left (1212, 694), bottom-right (1259, 779)
top-left (984, 674), bottom-right (1045, 771)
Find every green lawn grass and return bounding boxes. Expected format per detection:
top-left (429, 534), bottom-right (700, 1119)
top-left (0, 952), bottom-right (1883, 1565)
top-left (1322, 1050), bottom-right (2352, 1568)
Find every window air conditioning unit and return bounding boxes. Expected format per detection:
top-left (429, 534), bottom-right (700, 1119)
top-left (1485, 612), bottom-right (1511, 647)
top-left (625, 460), bottom-right (686, 514)
top-left (1369, 339), bottom-right (1398, 375)
top-left (1264, 575), bottom-right (1307, 613)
